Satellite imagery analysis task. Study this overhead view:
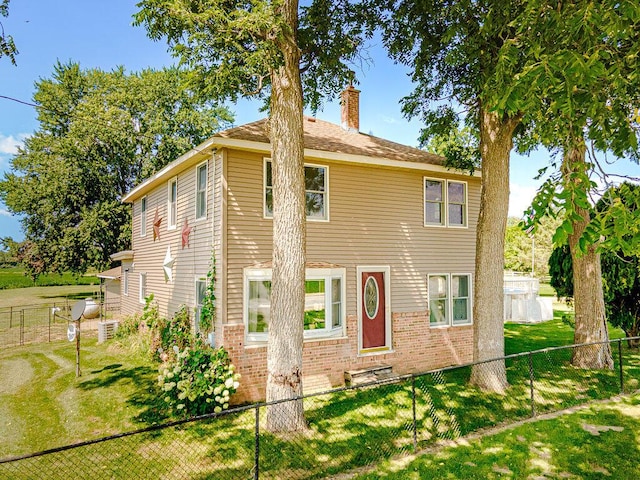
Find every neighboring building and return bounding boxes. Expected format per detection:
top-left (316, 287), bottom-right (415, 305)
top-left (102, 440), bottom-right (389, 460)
top-left (113, 87), bottom-right (481, 402)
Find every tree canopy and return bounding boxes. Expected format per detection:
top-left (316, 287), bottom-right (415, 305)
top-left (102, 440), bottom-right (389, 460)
top-left (0, 0), bottom-right (17, 65)
top-left (0, 62), bottom-right (233, 277)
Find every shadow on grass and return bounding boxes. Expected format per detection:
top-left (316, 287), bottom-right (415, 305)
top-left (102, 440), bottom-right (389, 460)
top-left (77, 363), bottom-right (169, 424)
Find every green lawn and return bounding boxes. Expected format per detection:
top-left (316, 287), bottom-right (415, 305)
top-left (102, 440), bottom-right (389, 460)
top-left (354, 393), bottom-right (640, 479)
top-left (1, 317), bottom-right (638, 479)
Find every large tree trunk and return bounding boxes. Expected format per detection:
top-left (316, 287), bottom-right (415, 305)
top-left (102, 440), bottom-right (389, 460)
top-left (265, 0), bottom-right (307, 432)
top-left (562, 145), bottom-right (613, 369)
top-left (470, 109), bottom-right (520, 393)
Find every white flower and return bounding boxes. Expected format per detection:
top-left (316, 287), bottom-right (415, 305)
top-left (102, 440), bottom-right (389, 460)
top-left (173, 345), bottom-right (180, 354)
top-left (214, 406), bottom-right (222, 413)
top-left (233, 381), bottom-right (240, 390)
top-left (213, 386), bottom-right (222, 395)
top-left (225, 377), bottom-right (234, 388)
top-left (223, 403), bottom-right (229, 409)
top-left (223, 389), bottom-right (229, 397)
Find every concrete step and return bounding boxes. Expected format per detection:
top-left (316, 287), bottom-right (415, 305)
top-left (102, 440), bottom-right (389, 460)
top-left (344, 364), bottom-right (394, 386)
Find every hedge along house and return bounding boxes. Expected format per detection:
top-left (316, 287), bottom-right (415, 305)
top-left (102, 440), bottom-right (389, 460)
top-left (115, 87), bottom-right (480, 403)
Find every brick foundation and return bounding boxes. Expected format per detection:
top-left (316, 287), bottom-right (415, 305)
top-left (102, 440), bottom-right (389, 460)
top-left (222, 311), bottom-right (473, 403)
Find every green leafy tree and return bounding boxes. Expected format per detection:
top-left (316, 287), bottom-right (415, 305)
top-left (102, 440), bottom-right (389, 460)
top-left (0, 0), bottom-right (17, 65)
top-left (0, 236), bottom-right (20, 266)
top-left (549, 184), bottom-right (640, 347)
top-left (504, 1), bottom-right (640, 369)
top-left (384, 0), bottom-right (528, 392)
top-left (135, 0), bottom-right (377, 431)
top-left (504, 216), bottom-right (560, 277)
top-left (0, 62), bottom-right (233, 277)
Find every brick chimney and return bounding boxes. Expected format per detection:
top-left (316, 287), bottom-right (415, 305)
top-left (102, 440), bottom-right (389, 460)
top-left (341, 85), bottom-right (360, 132)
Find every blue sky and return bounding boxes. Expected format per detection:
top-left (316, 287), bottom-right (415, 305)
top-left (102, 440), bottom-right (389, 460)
top-left (1, 1), bottom-right (638, 243)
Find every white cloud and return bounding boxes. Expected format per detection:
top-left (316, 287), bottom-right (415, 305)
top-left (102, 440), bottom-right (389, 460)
top-left (509, 183), bottom-right (538, 218)
top-left (376, 114), bottom-right (398, 125)
top-left (0, 209), bottom-right (12, 217)
top-left (0, 134), bottom-right (27, 155)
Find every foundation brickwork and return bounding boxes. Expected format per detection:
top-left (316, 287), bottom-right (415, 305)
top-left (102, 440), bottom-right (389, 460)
top-left (222, 312), bottom-right (473, 404)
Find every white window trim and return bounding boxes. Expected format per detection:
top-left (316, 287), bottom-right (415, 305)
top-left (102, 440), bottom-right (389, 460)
top-left (427, 273), bottom-right (473, 327)
top-left (140, 196), bottom-right (147, 238)
top-left (195, 276), bottom-right (208, 334)
top-left (195, 160), bottom-right (208, 221)
top-left (123, 268), bottom-right (129, 297)
top-left (356, 265), bottom-right (392, 356)
top-left (263, 158), bottom-right (330, 222)
top-left (167, 178), bottom-right (177, 230)
top-left (139, 272), bottom-right (147, 304)
top-left (243, 267), bottom-right (346, 343)
top-left (423, 177), bottom-right (468, 228)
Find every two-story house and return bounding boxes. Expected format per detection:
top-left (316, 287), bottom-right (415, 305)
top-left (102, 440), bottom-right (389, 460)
top-left (114, 87), bottom-right (480, 402)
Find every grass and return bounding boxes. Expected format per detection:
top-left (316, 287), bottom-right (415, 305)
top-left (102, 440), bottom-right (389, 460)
top-left (1, 317), bottom-right (639, 479)
top-left (353, 394), bottom-right (640, 479)
top-left (0, 266), bottom-right (99, 290)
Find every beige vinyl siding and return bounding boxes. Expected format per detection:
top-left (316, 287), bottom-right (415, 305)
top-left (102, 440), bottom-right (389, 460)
top-left (223, 149), bottom-right (480, 326)
top-left (123, 155), bottom-right (216, 320)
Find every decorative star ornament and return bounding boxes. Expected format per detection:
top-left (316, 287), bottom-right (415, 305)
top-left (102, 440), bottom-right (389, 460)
top-left (181, 218), bottom-right (192, 249)
top-left (153, 207), bottom-right (162, 241)
top-left (163, 245), bottom-right (175, 283)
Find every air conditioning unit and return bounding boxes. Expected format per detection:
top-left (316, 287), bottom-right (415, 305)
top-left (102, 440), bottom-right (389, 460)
top-left (98, 320), bottom-right (119, 343)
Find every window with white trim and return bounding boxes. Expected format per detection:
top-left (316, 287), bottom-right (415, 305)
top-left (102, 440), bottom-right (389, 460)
top-left (244, 267), bottom-right (345, 342)
top-left (139, 273), bottom-right (147, 304)
top-left (428, 273), bottom-right (472, 326)
top-left (264, 159), bottom-right (328, 220)
top-left (195, 277), bottom-right (207, 333)
top-left (196, 162), bottom-right (207, 219)
top-left (140, 197), bottom-right (147, 237)
top-left (123, 268), bottom-right (129, 296)
top-left (424, 178), bottom-right (467, 227)
top-left (168, 178), bottom-right (177, 229)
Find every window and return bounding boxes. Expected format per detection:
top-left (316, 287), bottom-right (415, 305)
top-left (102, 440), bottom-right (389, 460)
top-left (168, 179), bottom-right (177, 229)
top-left (123, 268), bottom-right (129, 296)
top-left (428, 273), bottom-right (472, 326)
top-left (244, 267), bottom-right (345, 341)
top-left (139, 273), bottom-right (147, 304)
top-left (140, 197), bottom-right (147, 237)
top-left (196, 162), bottom-right (207, 219)
top-left (424, 178), bottom-right (467, 227)
top-left (195, 278), bottom-right (207, 333)
top-left (265, 160), bottom-right (328, 220)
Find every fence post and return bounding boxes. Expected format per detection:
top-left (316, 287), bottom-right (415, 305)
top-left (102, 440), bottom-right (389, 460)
top-left (20, 309), bottom-right (24, 346)
top-left (528, 353), bottom-right (536, 418)
top-left (48, 305), bottom-right (52, 343)
top-left (254, 405), bottom-right (260, 480)
top-left (618, 339), bottom-right (624, 394)
top-left (411, 376), bottom-right (417, 451)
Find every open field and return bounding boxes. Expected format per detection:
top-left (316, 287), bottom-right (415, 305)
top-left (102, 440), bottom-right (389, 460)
top-left (0, 284), bottom-right (102, 309)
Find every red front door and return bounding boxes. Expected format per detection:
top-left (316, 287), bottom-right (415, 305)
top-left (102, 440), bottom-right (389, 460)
top-left (361, 271), bottom-right (386, 349)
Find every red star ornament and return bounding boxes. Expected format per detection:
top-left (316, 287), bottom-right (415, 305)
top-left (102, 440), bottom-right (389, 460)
top-left (181, 218), bottom-right (192, 249)
top-left (153, 207), bottom-right (162, 241)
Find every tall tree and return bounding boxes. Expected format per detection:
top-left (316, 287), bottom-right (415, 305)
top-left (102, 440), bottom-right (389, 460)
top-left (384, 0), bottom-right (526, 392)
top-left (0, 0), bottom-right (17, 65)
top-left (135, 0), bottom-right (376, 431)
top-left (503, 0), bottom-right (640, 369)
top-left (0, 62), bottom-right (232, 277)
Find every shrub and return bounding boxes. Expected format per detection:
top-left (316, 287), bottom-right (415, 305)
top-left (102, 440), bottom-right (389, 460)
top-left (158, 341), bottom-right (240, 416)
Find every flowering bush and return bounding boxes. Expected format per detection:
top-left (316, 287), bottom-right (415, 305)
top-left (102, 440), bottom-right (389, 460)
top-left (158, 340), bottom-right (240, 417)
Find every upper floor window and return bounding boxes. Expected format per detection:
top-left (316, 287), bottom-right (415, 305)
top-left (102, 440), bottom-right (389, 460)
top-left (244, 267), bottom-right (345, 342)
top-left (168, 178), bottom-right (177, 229)
top-left (196, 162), bottom-right (207, 219)
top-left (264, 159), bottom-right (328, 220)
top-left (428, 273), bottom-right (472, 327)
top-left (140, 197), bottom-right (147, 237)
top-left (424, 178), bottom-right (467, 227)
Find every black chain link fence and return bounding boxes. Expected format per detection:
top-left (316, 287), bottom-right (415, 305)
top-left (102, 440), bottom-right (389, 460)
top-left (1, 337), bottom-right (639, 479)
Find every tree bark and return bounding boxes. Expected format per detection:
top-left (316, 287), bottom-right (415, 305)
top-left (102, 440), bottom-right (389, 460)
top-left (562, 145), bottom-right (613, 370)
top-left (470, 108), bottom-right (520, 393)
top-left (265, 0), bottom-right (307, 432)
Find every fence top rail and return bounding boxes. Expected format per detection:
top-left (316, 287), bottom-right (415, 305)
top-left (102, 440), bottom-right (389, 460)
top-left (2, 335), bottom-right (638, 465)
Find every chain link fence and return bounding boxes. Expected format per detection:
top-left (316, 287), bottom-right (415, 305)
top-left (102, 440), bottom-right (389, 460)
top-left (1, 337), bottom-right (639, 479)
top-left (0, 299), bottom-right (121, 348)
